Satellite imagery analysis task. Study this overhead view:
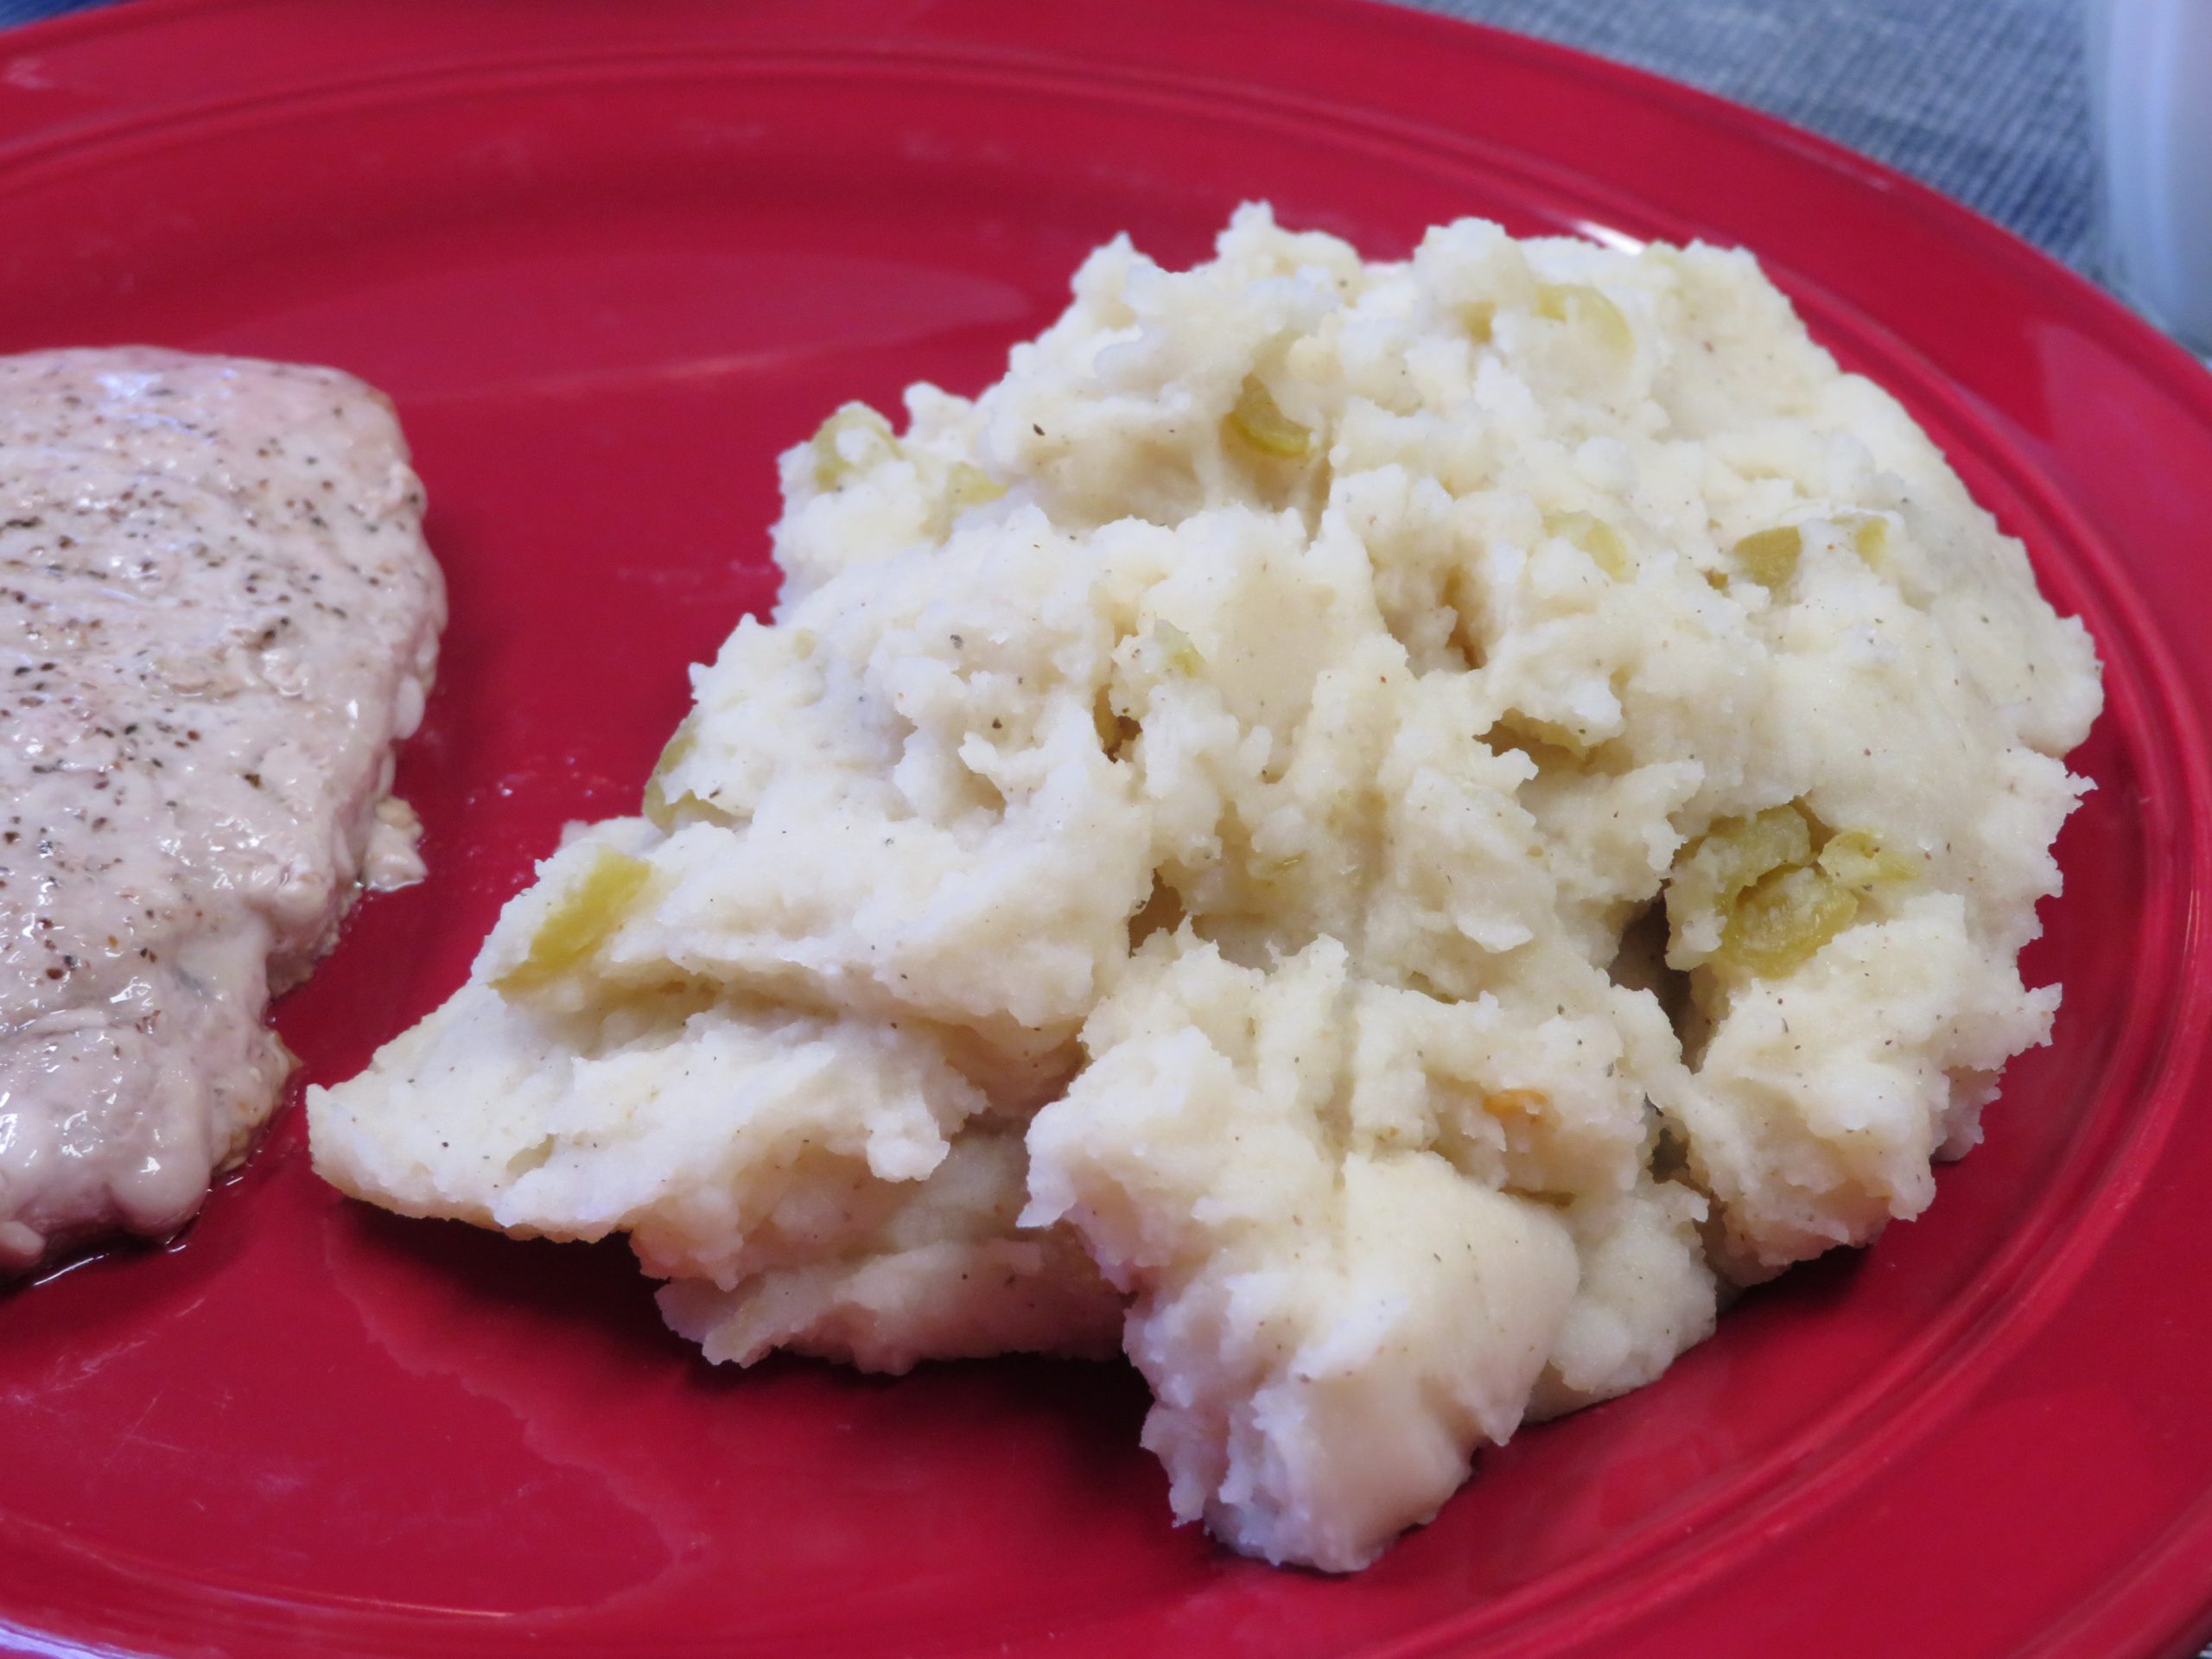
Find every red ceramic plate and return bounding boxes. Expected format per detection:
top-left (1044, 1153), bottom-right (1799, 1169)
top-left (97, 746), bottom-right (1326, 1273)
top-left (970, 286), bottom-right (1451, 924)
top-left (3, 2), bottom-right (2210, 1655)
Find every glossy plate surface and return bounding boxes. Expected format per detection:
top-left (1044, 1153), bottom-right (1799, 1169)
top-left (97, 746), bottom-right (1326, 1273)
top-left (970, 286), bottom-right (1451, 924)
top-left (2, 3), bottom-right (2210, 1655)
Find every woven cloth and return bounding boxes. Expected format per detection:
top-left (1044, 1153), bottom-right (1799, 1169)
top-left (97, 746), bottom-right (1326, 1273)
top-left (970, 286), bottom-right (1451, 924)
top-left (0, 0), bottom-right (101, 25)
top-left (1401, 0), bottom-right (2094, 267)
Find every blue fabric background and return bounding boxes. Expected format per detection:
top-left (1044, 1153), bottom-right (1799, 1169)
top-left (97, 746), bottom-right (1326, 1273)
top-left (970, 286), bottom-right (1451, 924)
top-left (0, 0), bottom-right (102, 23)
top-left (1406, 0), bottom-right (2093, 269)
top-left (0, 0), bottom-right (2096, 270)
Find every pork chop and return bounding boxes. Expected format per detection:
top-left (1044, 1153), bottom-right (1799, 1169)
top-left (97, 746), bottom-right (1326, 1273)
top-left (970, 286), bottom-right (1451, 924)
top-left (0, 348), bottom-right (443, 1270)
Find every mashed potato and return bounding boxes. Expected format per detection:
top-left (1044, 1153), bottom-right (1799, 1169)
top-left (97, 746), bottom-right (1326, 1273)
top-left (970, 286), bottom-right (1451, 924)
top-left (308, 206), bottom-right (2101, 1572)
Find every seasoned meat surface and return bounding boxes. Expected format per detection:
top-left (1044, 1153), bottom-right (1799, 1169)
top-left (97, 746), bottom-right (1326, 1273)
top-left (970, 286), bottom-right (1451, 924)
top-left (0, 348), bottom-right (443, 1270)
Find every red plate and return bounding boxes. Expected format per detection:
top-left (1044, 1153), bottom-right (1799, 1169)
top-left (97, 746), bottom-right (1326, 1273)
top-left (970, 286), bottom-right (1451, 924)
top-left (2, 3), bottom-right (2209, 1655)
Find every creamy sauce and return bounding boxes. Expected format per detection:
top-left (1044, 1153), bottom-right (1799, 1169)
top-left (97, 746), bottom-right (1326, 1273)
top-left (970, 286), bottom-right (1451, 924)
top-left (0, 349), bottom-right (443, 1270)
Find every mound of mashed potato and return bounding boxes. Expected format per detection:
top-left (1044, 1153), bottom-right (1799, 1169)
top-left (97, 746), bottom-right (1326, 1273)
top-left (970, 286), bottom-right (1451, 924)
top-left (308, 206), bottom-right (2101, 1573)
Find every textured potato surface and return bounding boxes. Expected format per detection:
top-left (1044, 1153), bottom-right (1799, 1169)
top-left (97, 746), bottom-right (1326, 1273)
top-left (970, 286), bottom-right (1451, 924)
top-left (311, 207), bottom-right (2100, 1572)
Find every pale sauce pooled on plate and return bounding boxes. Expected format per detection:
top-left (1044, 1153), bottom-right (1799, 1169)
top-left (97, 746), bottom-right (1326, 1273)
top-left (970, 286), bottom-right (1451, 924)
top-left (0, 348), bottom-right (443, 1271)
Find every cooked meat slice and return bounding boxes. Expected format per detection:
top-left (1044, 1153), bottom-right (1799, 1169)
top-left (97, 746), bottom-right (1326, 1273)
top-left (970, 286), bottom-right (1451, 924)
top-left (0, 348), bottom-right (443, 1270)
